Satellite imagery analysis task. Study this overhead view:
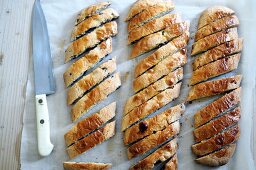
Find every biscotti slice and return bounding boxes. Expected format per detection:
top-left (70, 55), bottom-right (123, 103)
top-left (134, 33), bottom-right (189, 77)
top-left (67, 58), bottom-right (116, 105)
top-left (187, 75), bottom-right (242, 102)
top-left (127, 121), bottom-right (180, 159)
top-left (75, 2), bottom-right (111, 25)
top-left (195, 15), bottom-right (239, 41)
top-left (194, 88), bottom-right (241, 128)
top-left (125, 0), bottom-right (166, 21)
top-left (131, 22), bottom-right (189, 58)
top-left (191, 28), bottom-right (238, 56)
top-left (122, 83), bottom-right (181, 131)
top-left (65, 21), bottom-right (117, 62)
top-left (190, 54), bottom-right (241, 85)
top-left (71, 72), bottom-right (121, 122)
top-left (195, 144), bottom-right (236, 166)
top-left (124, 104), bottom-right (184, 145)
top-left (124, 68), bottom-right (183, 115)
top-left (64, 102), bottom-right (116, 146)
top-left (194, 107), bottom-right (240, 143)
top-left (130, 139), bottom-right (178, 170)
top-left (133, 51), bottom-right (187, 93)
top-left (72, 8), bottom-right (119, 41)
top-left (192, 38), bottom-right (243, 70)
top-left (127, 1), bottom-right (175, 32)
top-left (128, 13), bottom-right (181, 44)
top-left (67, 121), bottom-right (115, 159)
top-left (192, 125), bottom-right (239, 156)
top-left (197, 6), bottom-right (235, 29)
top-left (63, 162), bottom-right (111, 170)
top-left (165, 154), bottom-right (178, 170)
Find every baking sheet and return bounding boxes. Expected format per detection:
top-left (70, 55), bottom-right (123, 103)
top-left (20, 0), bottom-right (256, 169)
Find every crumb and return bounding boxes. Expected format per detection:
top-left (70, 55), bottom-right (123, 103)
top-left (0, 53), bottom-right (4, 65)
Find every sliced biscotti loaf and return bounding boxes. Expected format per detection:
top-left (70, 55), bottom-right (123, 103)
top-left (63, 162), bottom-right (111, 170)
top-left (165, 154), bottom-right (178, 170)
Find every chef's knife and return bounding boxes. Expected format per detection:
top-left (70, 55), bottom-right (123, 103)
top-left (32, 0), bottom-right (56, 156)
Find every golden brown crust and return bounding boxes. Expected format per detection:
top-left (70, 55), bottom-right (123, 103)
top-left (75, 2), bottom-right (111, 26)
top-left (67, 58), bottom-right (116, 105)
top-left (195, 144), bottom-right (236, 166)
top-left (165, 154), bottom-right (178, 170)
top-left (195, 15), bottom-right (239, 41)
top-left (131, 22), bottom-right (190, 58)
top-left (192, 38), bottom-right (243, 70)
top-left (63, 162), bottom-right (112, 170)
top-left (194, 107), bottom-right (240, 143)
top-left (192, 125), bottom-right (239, 156)
top-left (134, 33), bottom-right (189, 77)
top-left (64, 38), bottom-right (112, 86)
top-left (190, 53), bottom-right (241, 85)
top-left (72, 8), bottom-right (119, 41)
top-left (65, 21), bottom-right (117, 62)
top-left (127, 121), bottom-right (180, 159)
top-left (124, 104), bottom-right (185, 145)
top-left (198, 6), bottom-right (235, 29)
top-left (124, 68), bottom-right (183, 115)
top-left (128, 13), bottom-right (181, 44)
top-left (71, 73), bottom-right (121, 122)
top-left (130, 139), bottom-right (178, 170)
top-left (64, 102), bottom-right (116, 146)
top-left (66, 121), bottom-right (115, 159)
top-left (187, 75), bottom-right (242, 102)
top-left (127, 1), bottom-right (175, 32)
top-left (191, 28), bottom-right (238, 56)
top-left (194, 88), bottom-right (241, 128)
top-left (122, 83), bottom-right (181, 131)
top-left (133, 51), bottom-right (187, 93)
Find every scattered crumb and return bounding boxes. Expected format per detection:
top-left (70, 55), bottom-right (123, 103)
top-left (122, 72), bottom-right (129, 83)
top-left (0, 53), bottom-right (4, 65)
top-left (6, 10), bottom-right (10, 14)
top-left (60, 39), bottom-right (66, 49)
top-left (0, 126), bottom-right (4, 129)
top-left (15, 32), bottom-right (20, 36)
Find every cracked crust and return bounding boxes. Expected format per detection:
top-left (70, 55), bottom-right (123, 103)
top-left (195, 144), bottom-right (236, 166)
top-left (192, 38), bottom-right (243, 70)
top-left (135, 33), bottom-right (189, 77)
top-left (187, 75), bottom-right (242, 102)
top-left (72, 8), bottom-right (119, 41)
top-left (192, 125), bottom-right (240, 156)
top-left (127, 121), bottom-right (180, 159)
top-left (130, 21), bottom-right (189, 58)
top-left (190, 53), bottom-right (241, 85)
top-left (130, 139), bottom-right (178, 170)
top-left (194, 107), bottom-right (240, 143)
top-left (165, 154), bottom-right (178, 170)
top-left (64, 102), bottom-right (116, 146)
top-left (63, 162), bottom-right (112, 170)
top-left (128, 1), bottom-right (175, 32)
top-left (64, 38), bottom-right (112, 86)
top-left (66, 121), bottom-right (115, 159)
top-left (191, 28), bottom-right (238, 56)
top-left (67, 58), bottom-right (116, 105)
top-left (75, 2), bottom-right (111, 26)
top-left (122, 83), bottom-right (181, 131)
top-left (71, 73), bottom-right (121, 122)
top-left (65, 21), bottom-right (117, 62)
top-left (124, 68), bottom-right (183, 115)
top-left (133, 51), bottom-right (187, 93)
top-left (194, 88), bottom-right (241, 128)
top-left (128, 13), bottom-right (181, 44)
top-left (124, 104), bottom-right (184, 145)
top-left (198, 6), bottom-right (235, 29)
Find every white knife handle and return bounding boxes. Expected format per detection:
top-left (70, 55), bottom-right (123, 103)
top-left (35, 94), bottom-right (54, 156)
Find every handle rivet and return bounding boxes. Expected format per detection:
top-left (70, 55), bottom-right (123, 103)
top-left (40, 119), bottom-right (44, 124)
top-left (38, 99), bottom-right (43, 104)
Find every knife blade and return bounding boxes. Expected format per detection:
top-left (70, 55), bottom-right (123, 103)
top-left (32, 0), bottom-right (56, 157)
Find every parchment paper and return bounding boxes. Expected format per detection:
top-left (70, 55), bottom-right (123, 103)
top-left (21, 0), bottom-right (256, 169)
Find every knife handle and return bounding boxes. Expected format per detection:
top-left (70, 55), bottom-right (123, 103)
top-left (35, 94), bottom-right (54, 156)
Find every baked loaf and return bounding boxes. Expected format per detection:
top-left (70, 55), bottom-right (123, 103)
top-left (67, 121), bottom-right (115, 159)
top-left (65, 21), bottom-right (117, 62)
top-left (64, 102), bottom-right (116, 146)
top-left (67, 58), bottom-right (116, 105)
top-left (75, 2), bottom-right (111, 25)
top-left (63, 162), bottom-right (111, 170)
top-left (71, 72), bottom-right (121, 122)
